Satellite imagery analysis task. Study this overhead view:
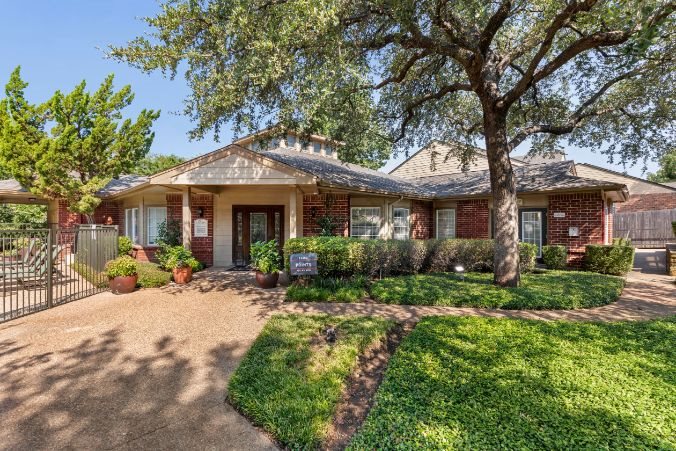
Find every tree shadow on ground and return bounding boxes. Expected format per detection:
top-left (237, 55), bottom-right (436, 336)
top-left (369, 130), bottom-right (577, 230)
top-left (0, 328), bottom-right (269, 450)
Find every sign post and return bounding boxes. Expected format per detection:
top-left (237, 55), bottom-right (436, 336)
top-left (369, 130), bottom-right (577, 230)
top-left (289, 253), bottom-right (318, 276)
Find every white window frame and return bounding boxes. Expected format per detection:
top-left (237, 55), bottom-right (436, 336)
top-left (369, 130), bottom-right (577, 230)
top-left (350, 207), bottom-right (381, 239)
top-left (313, 142), bottom-right (322, 154)
top-left (146, 206), bottom-right (167, 246)
top-left (436, 209), bottom-right (456, 239)
top-left (286, 134), bottom-right (296, 148)
top-left (125, 208), bottom-right (139, 244)
top-left (393, 207), bottom-right (410, 240)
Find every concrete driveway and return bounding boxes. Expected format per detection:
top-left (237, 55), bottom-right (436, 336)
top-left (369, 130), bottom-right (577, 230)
top-left (0, 270), bottom-right (285, 451)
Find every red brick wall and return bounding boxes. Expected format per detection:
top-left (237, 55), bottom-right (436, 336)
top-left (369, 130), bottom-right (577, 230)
top-left (411, 200), bottom-right (433, 239)
top-left (133, 246), bottom-right (159, 263)
top-left (548, 193), bottom-right (604, 266)
top-left (166, 194), bottom-right (183, 229)
top-left (58, 199), bottom-right (82, 228)
top-left (302, 194), bottom-right (350, 237)
top-left (456, 199), bottom-right (489, 239)
top-left (92, 201), bottom-right (123, 235)
top-left (615, 193), bottom-right (676, 213)
top-left (190, 194), bottom-right (214, 266)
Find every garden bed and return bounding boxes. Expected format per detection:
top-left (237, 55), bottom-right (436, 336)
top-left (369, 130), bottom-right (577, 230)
top-left (350, 316), bottom-right (676, 450)
top-left (227, 314), bottom-right (393, 449)
top-left (370, 271), bottom-right (624, 309)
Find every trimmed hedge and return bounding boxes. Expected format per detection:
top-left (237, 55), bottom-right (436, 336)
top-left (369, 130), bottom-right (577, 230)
top-left (542, 245), bottom-right (567, 270)
top-left (584, 244), bottom-right (635, 275)
top-left (283, 237), bottom-right (537, 278)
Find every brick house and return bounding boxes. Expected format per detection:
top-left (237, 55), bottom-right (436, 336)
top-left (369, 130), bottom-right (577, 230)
top-left (0, 130), bottom-right (629, 267)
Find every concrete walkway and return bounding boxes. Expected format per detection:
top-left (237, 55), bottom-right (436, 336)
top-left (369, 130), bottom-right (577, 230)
top-left (0, 266), bottom-right (673, 450)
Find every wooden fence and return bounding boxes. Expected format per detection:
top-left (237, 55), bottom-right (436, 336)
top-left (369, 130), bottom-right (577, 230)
top-left (613, 209), bottom-right (676, 248)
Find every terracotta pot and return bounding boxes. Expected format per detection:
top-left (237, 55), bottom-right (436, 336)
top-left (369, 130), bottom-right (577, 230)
top-left (255, 271), bottom-right (279, 289)
top-left (173, 266), bottom-right (193, 284)
top-left (109, 275), bottom-right (138, 295)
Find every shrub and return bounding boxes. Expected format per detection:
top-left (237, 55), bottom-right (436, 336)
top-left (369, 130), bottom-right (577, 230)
top-left (672, 221), bottom-right (676, 237)
top-left (250, 240), bottom-right (282, 274)
top-left (156, 219), bottom-right (182, 246)
top-left (613, 237), bottom-right (632, 246)
top-left (286, 276), bottom-right (368, 303)
top-left (157, 244), bottom-right (202, 271)
top-left (118, 236), bottom-right (133, 255)
top-left (137, 262), bottom-right (172, 288)
top-left (104, 255), bottom-right (138, 278)
top-left (284, 237), bottom-right (538, 278)
top-left (542, 245), bottom-right (567, 270)
top-left (584, 244), bottom-right (635, 275)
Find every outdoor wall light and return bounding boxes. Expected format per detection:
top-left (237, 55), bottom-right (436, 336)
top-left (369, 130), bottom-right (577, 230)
top-left (455, 265), bottom-right (465, 281)
top-left (310, 206), bottom-right (318, 219)
top-left (197, 207), bottom-right (204, 218)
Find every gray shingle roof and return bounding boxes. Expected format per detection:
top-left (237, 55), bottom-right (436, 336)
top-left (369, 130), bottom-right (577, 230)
top-left (265, 149), bottom-right (432, 197)
top-left (418, 160), bottom-right (625, 197)
top-left (0, 179), bottom-right (27, 192)
top-left (97, 175), bottom-right (149, 196)
top-left (0, 175), bottom-right (148, 197)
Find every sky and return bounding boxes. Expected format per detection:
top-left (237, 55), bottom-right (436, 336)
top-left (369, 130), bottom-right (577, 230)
top-left (0, 0), bottom-right (659, 178)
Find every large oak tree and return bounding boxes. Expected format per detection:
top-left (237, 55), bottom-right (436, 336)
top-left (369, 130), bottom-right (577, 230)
top-left (112, 0), bottom-right (675, 286)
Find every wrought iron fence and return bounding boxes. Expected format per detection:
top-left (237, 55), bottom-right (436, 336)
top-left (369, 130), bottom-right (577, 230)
top-left (1, 225), bottom-right (118, 323)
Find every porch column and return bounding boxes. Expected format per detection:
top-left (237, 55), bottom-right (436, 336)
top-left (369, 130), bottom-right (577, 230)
top-left (289, 188), bottom-right (297, 238)
top-left (182, 189), bottom-right (191, 248)
top-left (138, 198), bottom-right (145, 245)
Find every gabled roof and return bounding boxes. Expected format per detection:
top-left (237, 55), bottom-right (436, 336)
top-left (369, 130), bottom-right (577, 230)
top-left (97, 175), bottom-right (149, 196)
top-left (265, 148), bottom-right (431, 198)
top-left (576, 163), bottom-right (676, 194)
top-left (418, 161), bottom-right (627, 198)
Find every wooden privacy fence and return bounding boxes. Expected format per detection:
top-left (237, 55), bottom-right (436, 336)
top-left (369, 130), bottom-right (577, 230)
top-left (613, 209), bottom-right (676, 248)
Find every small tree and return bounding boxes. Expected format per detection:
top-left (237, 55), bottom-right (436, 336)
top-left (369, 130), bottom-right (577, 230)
top-left (647, 148), bottom-right (676, 183)
top-left (133, 153), bottom-right (186, 176)
top-left (0, 67), bottom-right (159, 220)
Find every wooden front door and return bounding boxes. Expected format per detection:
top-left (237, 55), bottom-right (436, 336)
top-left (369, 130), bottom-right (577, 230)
top-left (232, 205), bottom-right (285, 266)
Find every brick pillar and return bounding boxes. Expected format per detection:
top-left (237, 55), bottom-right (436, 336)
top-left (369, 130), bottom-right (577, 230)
top-left (166, 193), bottom-right (183, 242)
top-left (190, 194), bottom-right (213, 266)
top-left (92, 200), bottom-right (123, 234)
top-left (456, 199), bottom-right (489, 239)
top-left (302, 194), bottom-right (350, 237)
top-left (547, 193), bottom-right (604, 267)
top-left (411, 200), bottom-right (433, 239)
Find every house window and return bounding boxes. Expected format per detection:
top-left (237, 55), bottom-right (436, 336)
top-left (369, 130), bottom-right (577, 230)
top-left (270, 138), bottom-right (280, 149)
top-left (125, 208), bottom-right (139, 244)
top-left (147, 207), bottom-right (167, 245)
top-left (313, 142), bottom-right (322, 154)
top-left (286, 134), bottom-right (296, 148)
top-left (393, 208), bottom-right (410, 240)
top-left (436, 209), bottom-right (456, 239)
top-left (351, 207), bottom-right (381, 239)
top-left (325, 145), bottom-right (333, 156)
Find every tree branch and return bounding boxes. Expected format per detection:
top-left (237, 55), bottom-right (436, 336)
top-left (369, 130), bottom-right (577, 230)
top-left (479, 0), bottom-right (513, 55)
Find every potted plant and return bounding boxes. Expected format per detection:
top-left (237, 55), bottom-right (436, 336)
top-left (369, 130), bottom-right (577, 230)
top-left (164, 245), bottom-right (201, 284)
top-left (250, 240), bottom-right (282, 289)
top-left (105, 255), bottom-right (139, 294)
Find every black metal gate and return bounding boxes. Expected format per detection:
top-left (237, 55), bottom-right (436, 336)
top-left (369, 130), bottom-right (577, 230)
top-left (1, 225), bottom-right (118, 323)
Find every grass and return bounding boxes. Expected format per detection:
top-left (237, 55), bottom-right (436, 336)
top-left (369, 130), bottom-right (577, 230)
top-left (285, 276), bottom-right (368, 303)
top-left (370, 271), bottom-right (624, 309)
top-left (228, 314), bottom-right (393, 449)
top-left (71, 261), bottom-right (172, 289)
top-left (350, 316), bottom-right (676, 450)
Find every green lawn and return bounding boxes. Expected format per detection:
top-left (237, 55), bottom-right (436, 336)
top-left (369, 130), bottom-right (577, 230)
top-left (285, 277), bottom-right (367, 303)
top-left (370, 271), bottom-right (624, 309)
top-left (227, 314), bottom-right (393, 449)
top-left (350, 316), bottom-right (676, 450)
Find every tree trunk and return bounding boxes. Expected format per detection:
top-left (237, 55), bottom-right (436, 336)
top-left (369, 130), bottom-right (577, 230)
top-left (484, 110), bottom-right (520, 287)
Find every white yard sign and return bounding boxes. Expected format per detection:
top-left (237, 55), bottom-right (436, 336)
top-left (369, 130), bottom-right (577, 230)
top-left (194, 218), bottom-right (208, 237)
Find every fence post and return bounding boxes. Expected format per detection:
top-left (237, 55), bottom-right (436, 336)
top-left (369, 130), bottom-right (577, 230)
top-left (46, 228), bottom-right (53, 309)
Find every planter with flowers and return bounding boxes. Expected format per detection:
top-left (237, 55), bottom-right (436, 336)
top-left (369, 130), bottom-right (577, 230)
top-left (163, 245), bottom-right (202, 284)
top-left (105, 255), bottom-right (139, 294)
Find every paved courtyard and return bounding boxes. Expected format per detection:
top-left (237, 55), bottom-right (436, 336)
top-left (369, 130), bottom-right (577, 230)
top-left (1, 262), bottom-right (674, 450)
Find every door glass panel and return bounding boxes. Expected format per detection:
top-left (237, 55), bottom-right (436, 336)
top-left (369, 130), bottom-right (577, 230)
top-left (250, 213), bottom-right (267, 243)
top-left (521, 211), bottom-right (542, 257)
top-left (274, 212), bottom-right (281, 243)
